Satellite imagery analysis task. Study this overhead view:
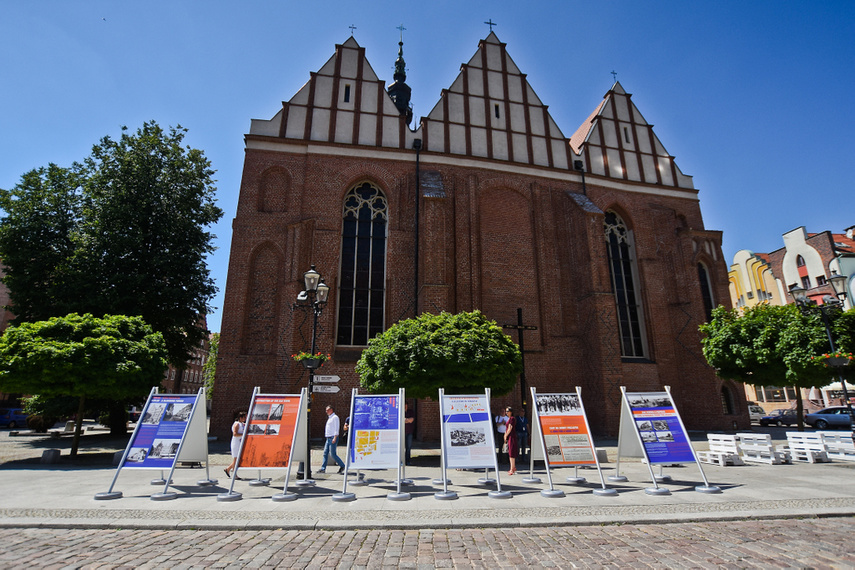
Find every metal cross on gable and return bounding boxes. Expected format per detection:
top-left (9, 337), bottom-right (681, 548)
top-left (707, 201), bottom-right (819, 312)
top-left (611, 70), bottom-right (618, 82)
top-left (349, 24), bottom-right (357, 36)
top-left (484, 19), bottom-right (497, 32)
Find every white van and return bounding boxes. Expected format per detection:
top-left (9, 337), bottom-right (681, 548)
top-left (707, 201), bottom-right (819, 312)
top-left (747, 404), bottom-right (765, 423)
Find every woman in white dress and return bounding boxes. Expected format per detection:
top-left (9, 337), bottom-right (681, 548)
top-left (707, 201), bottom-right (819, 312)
top-left (224, 411), bottom-right (246, 478)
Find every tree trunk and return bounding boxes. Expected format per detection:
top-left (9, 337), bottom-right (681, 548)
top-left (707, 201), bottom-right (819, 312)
top-left (70, 395), bottom-right (86, 457)
top-left (108, 400), bottom-right (128, 436)
top-left (796, 395), bottom-right (805, 432)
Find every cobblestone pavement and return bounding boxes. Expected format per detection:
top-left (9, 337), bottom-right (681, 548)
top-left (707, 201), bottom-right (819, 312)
top-left (1, 517), bottom-right (853, 569)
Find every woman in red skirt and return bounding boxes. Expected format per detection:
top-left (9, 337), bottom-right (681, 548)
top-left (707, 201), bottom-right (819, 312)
top-left (503, 406), bottom-right (518, 475)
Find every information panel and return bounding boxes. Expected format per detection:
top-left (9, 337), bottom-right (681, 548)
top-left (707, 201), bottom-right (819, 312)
top-left (123, 395), bottom-right (197, 469)
top-left (625, 391), bottom-right (695, 464)
top-left (441, 394), bottom-right (495, 469)
top-left (534, 392), bottom-right (596, 465)
top-left (348, 395), bottom-right (400, 469)
top-left (239, 395), bottom-right (301, 468)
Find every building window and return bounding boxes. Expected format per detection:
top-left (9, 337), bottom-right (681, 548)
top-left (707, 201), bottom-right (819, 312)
top-left (337, 182), bottom-right (388, 346)
top-left (344, 84), bottom-right (351, 103)
top-left (494, 104), bottom-right (500, 118)
top-left (721, 386), bottom-right (735, 415)
top-left (697, 263), bottom-right (715, 322)
top-left (801, 275), bottom-right (811, 289)
top-left (604, 210), bottom-right (648, 358)
top-left (816, 275), bottom-right (826, 286)
top-left (796, 255), bottom-right (805, 267)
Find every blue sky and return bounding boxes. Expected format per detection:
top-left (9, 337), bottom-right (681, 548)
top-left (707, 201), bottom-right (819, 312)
top-left (2, 1), bottom-right (853, 332)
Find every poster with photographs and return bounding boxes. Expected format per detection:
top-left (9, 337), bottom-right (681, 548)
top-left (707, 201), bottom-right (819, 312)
top-left (123, 394), bottom-right (198, 469)
top-left (348, 395), bottom-right (400, 469)
top-left (625, 391), bottom-right (695, 463)
top-left (533, 392), bottom-right (596, 465)
top-left (440, 394), bottom-right (495, 469)
top-left (238, 395), bottom-right (301, 469)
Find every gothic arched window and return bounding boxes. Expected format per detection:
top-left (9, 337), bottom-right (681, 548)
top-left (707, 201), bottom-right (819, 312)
top-left (337, 182), bottom-right (388, 346)
top-left (604, 210), bottom-right (648, 358)
top-left (697, 262), bottom-right (715, 322)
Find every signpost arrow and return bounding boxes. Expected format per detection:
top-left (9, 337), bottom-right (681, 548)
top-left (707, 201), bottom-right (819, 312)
top-left (313, 385), bottom-right (340, 394)
top-left (314, 375), bottom-right (341, 383)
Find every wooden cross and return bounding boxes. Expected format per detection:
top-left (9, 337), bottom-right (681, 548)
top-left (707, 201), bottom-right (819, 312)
top-left (502, 308), bottom-right (538, 411)
top-left (484, 19), bottom-right (497, 32)
top-left (349, 24), bottom-right (357, 36)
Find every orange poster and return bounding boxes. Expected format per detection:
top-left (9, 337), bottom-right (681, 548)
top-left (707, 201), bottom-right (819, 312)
top-left (534, 392), bottom-right (596, 465)
top-left (238, 395), bottom-right (300, 468)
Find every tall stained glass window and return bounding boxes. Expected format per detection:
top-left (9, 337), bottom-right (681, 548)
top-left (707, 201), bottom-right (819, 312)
top-left (337, 182), bottom-right (388, 346)
top-left (604, 210), bottom-right (648, 358)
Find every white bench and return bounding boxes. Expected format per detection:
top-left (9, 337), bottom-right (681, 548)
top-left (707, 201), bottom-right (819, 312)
top-left (782, 432), bottom-right (830, 463)
top-left (697, 434), bottom-right (745, 466)
top-left (819, 432), bottom-right (855, 461)
top-left (736, 433), bottom-right (790, 464)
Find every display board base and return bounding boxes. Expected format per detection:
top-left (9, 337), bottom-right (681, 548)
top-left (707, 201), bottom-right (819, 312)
top-left (150, 478), bottom-right (172, 485)
top-left (522, 476), bottom-right (541, 484)
top-left (331, 492), bottom-right (356, 502)
top-left (151, 491), bottom-right (178, 501)
top-left (654, 474), bottom-right (672, 482)
top-left (400, 478), bottom-right (414, 486)
top-left (478, 477), bottom-right (496, 485)
top-left (434, 491), bottom-right (458, 500)
top-left (608, 474), bottom-right (628, 482)
top-left (272, 492), bottom-right (297, 502)
top-left (593, 487), bottom-right (618, 496)
top-left (197, 478), bottom-right (217, 486)
top-left (488, 490), bottom-right (512, 499)
top-left (217, 492), bottom-right (242, 502)
top-left (294, 479), bottom-right (316, 487)
top-left (248, 478), bottom-right (271, 487)
top-left (540, 488), bottom-right (565, 498)
top-left (432, 478), bottom-right (451, 486)
top-left (644, 486), bottom-right (671, 496)
top-left (695, 485), bottom-right (722, 494)
top-left (387, 492), bottom-right (411, 501)
top-left (566, 476), bottom-right (586, 484)
top-left (94, 491), bottom-right (122, 500)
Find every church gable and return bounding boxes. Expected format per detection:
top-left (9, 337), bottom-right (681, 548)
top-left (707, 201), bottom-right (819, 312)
top-left (422, 32), bottom-right (573, 169)
top-left (249, 37), bottom-right (409, 148)
top-left (570, 82), bottom-right (694, 189)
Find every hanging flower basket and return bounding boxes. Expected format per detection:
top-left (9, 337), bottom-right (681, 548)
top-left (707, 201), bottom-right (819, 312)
top-left (811, 352), bottom-right (854, 368)
top-left (292, 351), bottom-right (332, 370)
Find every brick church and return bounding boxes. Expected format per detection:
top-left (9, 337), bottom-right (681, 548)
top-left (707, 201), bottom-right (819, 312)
top-left (212, 31), bottom-right (746, 440)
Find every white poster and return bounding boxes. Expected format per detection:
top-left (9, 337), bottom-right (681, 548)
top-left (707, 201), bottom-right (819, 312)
top-left (441, 394), bottom-right (495, 469)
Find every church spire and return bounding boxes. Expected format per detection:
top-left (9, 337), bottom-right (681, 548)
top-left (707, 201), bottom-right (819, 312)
top-left (387, 24), bottom-right (413, 124)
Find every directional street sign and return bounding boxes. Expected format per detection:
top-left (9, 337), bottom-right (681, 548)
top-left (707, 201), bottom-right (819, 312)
top-left (313, 385), bottom-right (340, 393)
top-left (314, 375), bottom-right (341, 383)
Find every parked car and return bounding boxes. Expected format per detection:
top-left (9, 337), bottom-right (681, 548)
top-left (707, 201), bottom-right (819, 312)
top-left (759, 408), bottom-right (799, 427)
top-left (804, 407), bottom-right (853, 430)
top-left (748, 405), bottom-right (765, 423)
top-left (128, 406), bottom-right (142, 422)
top-left (0, 408), bottom-right (28, 429)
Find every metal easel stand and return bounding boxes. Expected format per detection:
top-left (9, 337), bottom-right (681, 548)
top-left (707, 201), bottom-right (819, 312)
top-left (566, 465), bottom-right (586, 484)
top-left (540, 463), bottom-right (564, 498)
top-left (247, 469), bottom-right (271, 487)
top-left (522, 453), bottom-right (541, 484)
top-left (387, 463), bottom-right (411, 501)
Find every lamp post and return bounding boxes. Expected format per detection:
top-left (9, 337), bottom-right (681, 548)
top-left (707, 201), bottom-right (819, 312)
top-left (296, 265), bottom-right (330, 482)
top-left (790, 271), bottom-right (852, 426)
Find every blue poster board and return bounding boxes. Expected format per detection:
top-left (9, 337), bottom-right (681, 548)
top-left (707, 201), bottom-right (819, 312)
top-left (122, 394), bottom-right (198, 469)
top-left (348, 395), bottom-right (400, 469)
top-left (625, 391), bottom-right (695, 464)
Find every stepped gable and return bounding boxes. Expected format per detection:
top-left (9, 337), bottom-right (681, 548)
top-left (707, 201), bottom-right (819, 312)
top-left (420, 32), bottom-right (574, 169)
top-left (249, 36), bottom-right (411, 149)
top-left (569, 81), bottom-right (694, 189)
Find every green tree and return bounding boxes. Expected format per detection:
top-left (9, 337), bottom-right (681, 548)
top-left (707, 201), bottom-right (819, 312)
top-left (700, 304), bottom-right (837, 428)
top-left (203, 332), bottom-right (219, 401)
top-left (356, 311), bottom-right (523, 400)
top-left (0, 313), bottom-right (168, 455)
top-left (0, 121), bottom-right (222, 366)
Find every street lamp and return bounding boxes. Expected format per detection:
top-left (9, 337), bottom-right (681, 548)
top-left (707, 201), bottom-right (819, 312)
top-left (790, 271), bottom-right (852, 427)
top-left (296, 265), bottom-right (330, 483)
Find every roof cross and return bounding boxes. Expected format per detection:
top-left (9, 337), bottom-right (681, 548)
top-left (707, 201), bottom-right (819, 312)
top-left (397, 23), bottom-right (406, 42)
top-left (484, 19), bottom-right (497, 32)
top-left (349, 24), bottom-right (357, 36)
top-left (611, 70), bottom-right (618, 82)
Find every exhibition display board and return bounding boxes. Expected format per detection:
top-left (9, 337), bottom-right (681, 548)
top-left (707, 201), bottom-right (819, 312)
top-left (530, 387), bottom-right (615, 496)
top-left (336, 388), bottom-right (408, 502)
top-left (613, 386), bottom-right (720, 495)
top-left (95, 387), bottom-right (214, 500)
top-left (436, 388), bottom-right (510, 500)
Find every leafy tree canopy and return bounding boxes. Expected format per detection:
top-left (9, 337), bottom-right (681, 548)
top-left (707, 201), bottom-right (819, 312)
top-left (356, 311), bottom-right (523, 400)
top-left (0, 122), bottom-right (222, 365)
top-left (0, 313), bottom-right (168, 400)
top-left (203, 332), bottom-right (219, 401)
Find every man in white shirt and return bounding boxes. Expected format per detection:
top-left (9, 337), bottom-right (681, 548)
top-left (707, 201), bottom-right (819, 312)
top-left (319, 405), bottom-right (345, 474)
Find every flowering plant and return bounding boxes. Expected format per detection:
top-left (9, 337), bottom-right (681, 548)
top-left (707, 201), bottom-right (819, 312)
top-left (811, 352), bottom-right (854, 365)
top-left (292, 351), bottom-right (332, 363)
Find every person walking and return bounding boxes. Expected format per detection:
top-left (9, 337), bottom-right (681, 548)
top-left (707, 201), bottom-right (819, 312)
top-left (516, 407), bottom-right (529, 460)
top-left (404, 402), bottom-right (415, 465)
top-left (319, 405), bottom-right (345, 474)
top-left (225, 410), bottom-right (246, 479)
